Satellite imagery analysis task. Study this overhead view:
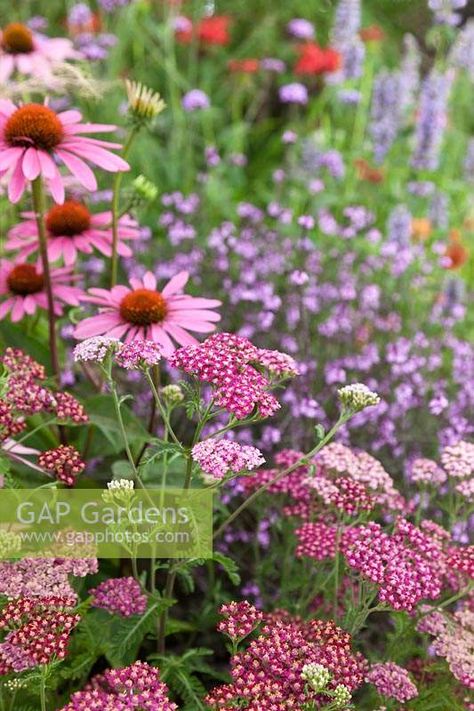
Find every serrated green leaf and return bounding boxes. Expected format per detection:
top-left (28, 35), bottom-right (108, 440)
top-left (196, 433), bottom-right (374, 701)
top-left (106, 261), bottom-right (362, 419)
top-left (212, 552), bottom-right (240, 585)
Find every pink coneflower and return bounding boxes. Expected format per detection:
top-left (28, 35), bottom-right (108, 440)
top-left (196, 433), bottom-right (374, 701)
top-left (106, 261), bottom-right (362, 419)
top-left (74, 271), bottom-right (221, 355)
top-left (0, 22), bottom-right (79, 83)
top-left (6, 200), bottom-right (140, 265)
top-left (0, 258), bottom-right (82, 322)
top-left (0, 100), bottom-right (129, 204)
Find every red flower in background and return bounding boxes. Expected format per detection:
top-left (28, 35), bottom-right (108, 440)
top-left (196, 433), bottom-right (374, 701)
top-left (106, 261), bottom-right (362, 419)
top-left (198, 15), bottom-right (231, 46)
top-left (228, 58), bottom-right (259, 73)
top-left (175, 15), bottom-right (231, 46)
top-left (295, 42), bottom-right (341, 75)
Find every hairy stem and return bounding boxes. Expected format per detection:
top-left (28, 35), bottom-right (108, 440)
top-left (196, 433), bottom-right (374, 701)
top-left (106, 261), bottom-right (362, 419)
top-left (31, 177), bottom-right (60, 384)
top-left (214, 415), bottom-right (349, 539)
top-left (110, 127), bottom-right (138, 288)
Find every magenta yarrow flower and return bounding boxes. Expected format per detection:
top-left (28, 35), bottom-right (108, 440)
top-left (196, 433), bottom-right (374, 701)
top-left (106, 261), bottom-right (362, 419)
top-left (207, 615), bottom-right (367, 708)
top-left (115, 338), bottom-right (163, 369)
top-left (366, 662), bottom-right (418, 703)
top-left (0, 22), bottom-right (80, 83)
top-left (6, 200), bottom-right (140, 265)
top-left (192, 438), bottom-right (265, 480)
top-left (217, 601), bottom-right (263, 640)
top-left (38, 445), bottom-right (85, 486)
top-left (0, 258), bottom-right (82, 322)
top-left (74, 270), bottom-right (221, 356)
top-left (170, 333), bottom-right (298, 420)
top-left (0, 596), bottom-right (80, 674)
top-left (60, 661), bottom-right (178, 711)
top-left (0, 99), bottom-right (129, 203)
top-left (90, 577), bottom-right (147, 617)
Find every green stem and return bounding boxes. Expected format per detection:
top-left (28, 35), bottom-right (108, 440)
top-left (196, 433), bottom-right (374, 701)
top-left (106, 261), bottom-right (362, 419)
top-left (31, 177), bottom-right (60, 384)
top-left (145, 370), bottom-right (181, 446)
top-left (39, 666), bottom-right (47, 711)
top-left (110, 127), bottom-right (138, 288)
top-left (214, 415), bottom-right (349, 539)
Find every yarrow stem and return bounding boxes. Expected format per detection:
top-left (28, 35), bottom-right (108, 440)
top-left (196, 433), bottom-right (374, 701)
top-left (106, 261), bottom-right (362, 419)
top-left (31, 177), bottom-right (60, 383)
top-left (214, 413), bottom-right (350, 539)
top-left (110, 127), bottom-right (139, 288)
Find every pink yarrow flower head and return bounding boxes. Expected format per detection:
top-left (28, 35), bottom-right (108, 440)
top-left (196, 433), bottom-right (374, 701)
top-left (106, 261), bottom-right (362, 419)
top-left (38, 445), bottom-right (85, 486)
top-left (89, 577), bottom-right (147, 617)
top-left (366, 662), bottom-right (418, 703)
top-left (60, 661), bottom-right (178, 710)
top-left (217, 601), bottom-right (263, 640)
top-left (74, 270), bottom-right (221, 356)
top-left (0, 596), bottom-right (80, 674)
top-left (115, 339), bottom-right (163, 369)
top-left (0, 258), bottom-right (82, 322)
top-left (0, 22), bottom-right (80, 83)
top-left (6, 200), bottom-right (140, 266)
top-left (170, 332), bottom-right (299, 419)
top-left (192, 438), bottom-right (265, 480)
top-left (0, 99), bottom-right (129, 204)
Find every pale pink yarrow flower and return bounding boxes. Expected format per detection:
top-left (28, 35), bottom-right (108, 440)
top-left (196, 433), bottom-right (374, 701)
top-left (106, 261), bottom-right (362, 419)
top-left (192, 438), bottom-right (265, 480)
top-left (6, 200), bottom-right (140, 266)
top-left (115, 339), bottom-right (162, 369)
top-left (0, 100), bottom-right (129, 204)
top-left (0, 258), bottom-right (82, 322)
top-left (0, 22), bottom-right (80, 83)
top-left (366, 662), bottom-right (418, 703)
top-left (73, 270), bottom-right (221, 356)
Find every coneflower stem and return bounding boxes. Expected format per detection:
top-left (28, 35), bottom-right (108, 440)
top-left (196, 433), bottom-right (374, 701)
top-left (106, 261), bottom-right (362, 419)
top-left (31, 177), bottom-right (60, 385)
top-left (110, 127), bottom-right (139, 288)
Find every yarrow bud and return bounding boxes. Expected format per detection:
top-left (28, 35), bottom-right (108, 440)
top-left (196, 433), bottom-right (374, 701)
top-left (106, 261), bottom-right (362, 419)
top-left (0, 530), bottom-right (21, 557)
top-left (161, 384), bottom-right (184, 404)
top-left (125, 80), bottom-right (166, 122)
top-left (103, 478), bottom-right (134, 504)
top-left (333, 684), bottom-right (352, 708)
top-left (132, 174), bottom-right (159, 202)
top-left (337, 383), bottom-right (380, 412)
top-left (301, 662), bottom-right (331, 691)
top-left (73, 336), bottom-right (121, 363)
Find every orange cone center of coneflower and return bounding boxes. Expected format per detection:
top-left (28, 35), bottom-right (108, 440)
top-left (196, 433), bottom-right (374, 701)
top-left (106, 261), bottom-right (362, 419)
top-left (7, 264), bottom-right (44, 295)
top-left (46, 201), bottom-right (91, 237)
top-left (2, 23), bottom-right (34, 54)
top-left (5, 104), bottom-right (64, 151)
top-left (119, 289), bottom-right (168, 326)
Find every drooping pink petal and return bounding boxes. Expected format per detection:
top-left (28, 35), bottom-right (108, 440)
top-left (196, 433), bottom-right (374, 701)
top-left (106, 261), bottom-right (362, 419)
top-left (0, 146), bottom-right (23, 171)
top-left (10, 297), bottom-right (25, 322)
top-left (56, 149), bottom-right (97, 190)
top-left (162, 271), bottom-right (189, 297)
top-left (168, 296), bottom-right (222, 310)
top-left (62, 142), bottom-right (129, 172)
top-left (47, 172), bottom-right (65, 204)
top-left (162, 323), bottom-right (199, 347)
top-left (150, 324), bottom-right (175, 356)
top-left (22, 148), bottom-right (41, 180)
top-left (74, 313), bottom-right (123, 339)
top-left (168, 309), bottom-right (221, 323)
top-left (57, 110), bottom-right (83, 125)
top-left (142, 272), bottom-right (157, 290)
top-left (8, 158), bottom-right (27, 204)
